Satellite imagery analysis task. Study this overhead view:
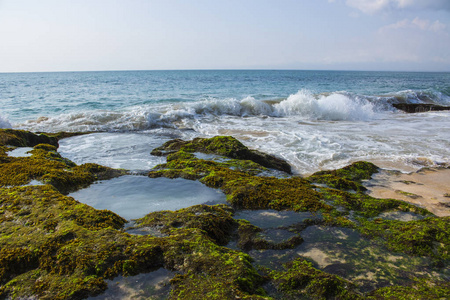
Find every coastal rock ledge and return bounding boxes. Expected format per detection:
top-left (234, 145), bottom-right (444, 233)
top-left (392, 103), bottom-right (450, 113)
top-left (1, 129), bottom-right (449, 300)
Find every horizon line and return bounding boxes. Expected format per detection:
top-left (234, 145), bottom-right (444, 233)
top-left (1, 68), bottom-right (449, 74)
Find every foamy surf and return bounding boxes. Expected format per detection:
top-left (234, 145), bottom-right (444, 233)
top-left (0, 115), bottom-right (12, 129)
top-left (3, 70), bottom-right (449, 176)
top-left (16, 90), bottom-right (402, 132)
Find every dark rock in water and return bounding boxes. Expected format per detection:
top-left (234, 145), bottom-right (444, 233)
top-left (0, 129), bottom-right (58, 148)
top-left (438, 202), bottom-right (450, 208)
top-left (151, 136), bottom-right (292, 174)
top-left (392, 103), bottom-right (450, 113)
top-left (322, 263), bottom-right (354, 277)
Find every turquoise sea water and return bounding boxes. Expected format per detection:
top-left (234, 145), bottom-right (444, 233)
top-left (1, 70), bottom-right (449, 174)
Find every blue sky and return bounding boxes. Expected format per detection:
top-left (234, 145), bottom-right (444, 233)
top-left (0, 0), bottom-right (449, 72)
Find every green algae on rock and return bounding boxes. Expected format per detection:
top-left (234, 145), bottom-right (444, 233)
top-left (320, 187), bottom-right (432, 218)
top-left (269, 258), bottom-right (362, 299)
top-left (308, 161), bottom-right (379, 192)
top-left (1, 130), bottom-right (449, 299)
top-left (151, 136), bottom-right (292, 174)
top-left (149, 138), bottom-right (327, 213)
top-left (1, 143), bottom-right (125, 194)
top-left (151, 158), bottom-right (327, 212)
top-left (366, 278), bottom-right (450, 299)
top-left (356, 216), bottom-right (450, 264)
top-left (0, 185), bottom-right (271, 299)
top-left (0, 129), bottom-right (58, 148)
top-left (132, 204), bottom-right (236, 246)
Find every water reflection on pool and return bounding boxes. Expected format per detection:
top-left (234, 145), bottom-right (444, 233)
top-left (69, 175), bottom-right (227, 220)
top-left (88, 268), bottom-right (174, 300)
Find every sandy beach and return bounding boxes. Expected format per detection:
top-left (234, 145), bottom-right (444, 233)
top-left (366, 167), bottom-right (450, 217)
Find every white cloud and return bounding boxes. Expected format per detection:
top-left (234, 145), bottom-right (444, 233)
top-left (345, 0), bottom-right (390, 14)
top-left (429, 20), bottom-right (447, 32)
top-left (379, 17), bottom-right (447, 32)
top-left (345, 0), bottom-right (450, 14)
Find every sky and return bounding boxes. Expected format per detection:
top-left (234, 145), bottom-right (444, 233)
top-left (0, 0), bottom-right (449, 72)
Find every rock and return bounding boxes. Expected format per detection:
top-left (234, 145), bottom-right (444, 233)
top-left (0, 129), bottom-right (58, 148)
top-left (151, 136), bottom-right (292, 174)
top-left (392, 103), bottom-right (450, 113)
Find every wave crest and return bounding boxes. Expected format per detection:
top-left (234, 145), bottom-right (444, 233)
top-left (0, 115), bottom-right (12, 129)
top-left (16, 88), bottom-right (449, 133)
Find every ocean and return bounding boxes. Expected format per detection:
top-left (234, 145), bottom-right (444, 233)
top-left (1, 70), bottom-right (449, 175)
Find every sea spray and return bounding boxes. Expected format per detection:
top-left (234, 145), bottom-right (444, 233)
top-left (4, 70), bottom-right (449, 175)
top-left (0, 115), bottom-right (12, 129)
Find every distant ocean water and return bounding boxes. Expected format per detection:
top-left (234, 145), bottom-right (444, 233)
top-left (1, 70), bottom-right (449, 175)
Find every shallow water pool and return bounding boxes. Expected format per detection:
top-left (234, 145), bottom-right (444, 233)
top-left (69, 175), bottom-right (227, 220)
top-left (233, 209), bottom-right (320, 229)
top-left (88, 268), bottom-right (174, 300)
top-left (7, 147), bottom-right (33, 157)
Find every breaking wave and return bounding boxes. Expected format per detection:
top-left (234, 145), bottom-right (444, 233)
top-left (16, 89), bottom-right (449, 133)
top-left (0, 115), bottom-right (12, 129)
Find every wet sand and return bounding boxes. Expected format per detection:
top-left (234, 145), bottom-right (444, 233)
top-left (366, 168), bottom-right (450, 217)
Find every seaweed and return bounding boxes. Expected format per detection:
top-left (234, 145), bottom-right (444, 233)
top-left (1, 130), bottom-right (448, 299)
top-left (0, 185), bottom-right (267, 299)
top-left (269, 258), bottom-right (362, 299)
top-left (151, 136), bottom-right (292, 174)
top-left (0, 129), bottom-right (58, 148)
top-left (0, 142), bottom-right (125, 194)
top-left (356, 216), bottom-right (450, 264)
top-left (308, 161), bottom-right (379, 192)
top-left (133, 204), bottom-right (237, 246)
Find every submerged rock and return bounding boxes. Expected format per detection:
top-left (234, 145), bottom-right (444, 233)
top-left (392, 103), bottom-right (450, 113)
top-left (269, 258), bottom-right (362, 299)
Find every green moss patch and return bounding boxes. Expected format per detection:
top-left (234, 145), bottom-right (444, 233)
top-left (308, 161), bottom-right (379, 192)
top-left (367, 278), bottom-right (450, 300)
top-left (0, 185), bottom-right (269, 299)
top-left (269, 258), bottom-right (362, 299)
top-left (151, 136), bottom-right (292, 174)
top-left (0, 129), bottom-right (58, 148)
top-left (133, 204), bottom-right (236, 246)
top-left (1, 143), bottom-right (125, 194)
top-left (357, 216), bottom-right (450, 263)
top-left (150, 157), bottom-right (326, 212)
top-left (320, 188), bottom-right (431, 218)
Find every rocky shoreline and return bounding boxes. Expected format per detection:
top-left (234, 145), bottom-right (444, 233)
top-left (0, 129), bottom-right (449, 299)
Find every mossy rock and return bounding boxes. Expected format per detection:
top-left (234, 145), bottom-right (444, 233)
top-left (0, 142), bottom-right (125, 194)
top-left (270, 258), bottom-right (362, 299)
top-left (308, 161), bottom-right (379, 192)
top-left (321, 188), bottom-right (432, 218)
top-left (150, 157), bottom-right (327, 212)
top-left (367, 278), bottom-right (450, 299)
top-left (0, 185), bottom-right (269, 299)
top-left (357, 216), bottom-right (450, 262)
top-left (151, 136), bottom-right (292, 174)
top-left (133, 204), bottom-right (237, 245)
top-left (236, 219), bottom-right (304, 251)
top-left (0, 129), bottom-right (58, 148)
top-left (164, 230), bottom-right (267, 300)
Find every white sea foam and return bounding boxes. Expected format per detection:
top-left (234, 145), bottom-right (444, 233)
top-left (17, 89), bottom-right (441, 133)
top-left (0, 115), bottom-right (12, 129)
top-left (58, 132), bottom-right (170, 171)
top-left (273, 90), bottom-right (379, 120)
top-left (13, 88), bottom-right (450, 176)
